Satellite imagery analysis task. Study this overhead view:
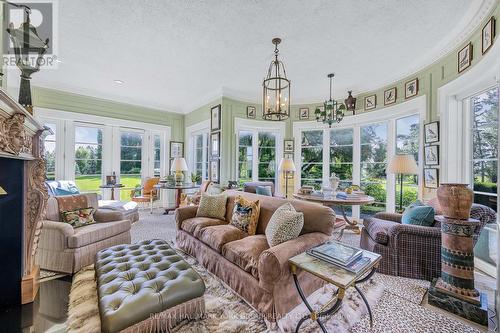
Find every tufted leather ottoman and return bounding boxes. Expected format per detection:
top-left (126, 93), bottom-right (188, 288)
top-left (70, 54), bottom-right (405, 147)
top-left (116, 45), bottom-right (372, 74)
top-left (95, 240), bottom-right (205, 333)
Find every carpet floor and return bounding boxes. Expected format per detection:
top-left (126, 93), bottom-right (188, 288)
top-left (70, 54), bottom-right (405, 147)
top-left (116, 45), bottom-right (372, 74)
top-left (125, 211), bottom-right (485, 333)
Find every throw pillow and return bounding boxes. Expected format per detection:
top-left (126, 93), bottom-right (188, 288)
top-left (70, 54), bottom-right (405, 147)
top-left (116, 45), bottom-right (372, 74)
top-left (408, 200), bottom-right (424, 208)
top-left (402, 205), bottom-right (435, 226)
top-left (196, 193), bottom-right (228, 220)
top-left (61, 207), bottom-right (96, 228)
top-left (231, 195), bottom-right (260, 235)
top-left (265, 203), bottom-right (304, 247)
top-left (256, 186), bottom-right (272, 196)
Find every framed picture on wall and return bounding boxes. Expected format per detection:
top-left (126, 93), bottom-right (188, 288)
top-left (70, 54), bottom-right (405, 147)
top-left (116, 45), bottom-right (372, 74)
top-left (210, 159), bottom-right (220, 183)
top-left (482, 17), bottom-right (496, 54)
top-left (458, 43), bottom-right (473, 73)
top-left (424, 121), bottom-right (439, 143)
top-left (299, 108), bottom-right (309, 120)
top-left (284, 139), bottom-right (294, 153)
top-left (211, 104), bottom-right (221, 131)
top-left (246, 106), bottom-right (256, 119)
top-left (210, 132), bottom-right (220, 158)
top-left (364, 94), bottom-right (376, 110)
top-left (424, 168), bottom-right (439, 189)
top-left (384, 87), bottom-right (397, 105)
top-left (424, 145), bottom-right (439, 166)
top-left (170, 141), bottom-right (184, 158)
top-left (405, 78), bottom-right (418, 99)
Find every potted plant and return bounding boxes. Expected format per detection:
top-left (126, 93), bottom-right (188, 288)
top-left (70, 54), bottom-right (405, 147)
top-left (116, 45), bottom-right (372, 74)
top-left (191, 172), bottom-right (201, 185)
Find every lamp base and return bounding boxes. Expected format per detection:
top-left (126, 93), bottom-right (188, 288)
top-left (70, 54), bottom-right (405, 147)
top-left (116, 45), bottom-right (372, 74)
top-left (174, 172), bottom-right (184, 186)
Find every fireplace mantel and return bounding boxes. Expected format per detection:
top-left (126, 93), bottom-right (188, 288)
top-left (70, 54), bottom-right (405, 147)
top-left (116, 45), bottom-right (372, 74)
top-left (0, 88), bottom-right (48, 305)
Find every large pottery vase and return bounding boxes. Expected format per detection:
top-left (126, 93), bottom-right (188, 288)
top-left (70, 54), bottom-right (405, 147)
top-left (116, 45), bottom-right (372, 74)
top-left (436, 183), bottom-right (473, 220)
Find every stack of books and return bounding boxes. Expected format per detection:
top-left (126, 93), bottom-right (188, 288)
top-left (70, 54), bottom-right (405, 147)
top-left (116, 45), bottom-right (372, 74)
top-left (307, 241), bottom-right (372, 273)
top-left (336, 191), bottom-right (365, 200)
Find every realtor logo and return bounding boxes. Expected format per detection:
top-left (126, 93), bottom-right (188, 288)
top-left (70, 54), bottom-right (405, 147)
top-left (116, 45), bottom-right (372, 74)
top-left (3, 0), bottom-right (58, 69)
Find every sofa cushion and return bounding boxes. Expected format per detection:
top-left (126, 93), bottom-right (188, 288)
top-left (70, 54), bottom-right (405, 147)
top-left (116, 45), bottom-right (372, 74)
top-left (61, 207), bottom-right (96, 228)
top-left (196, 193), bottom-right (228, 220)
top-left (197, 224), bottom-right (246, 253)
top-left (180, 217), bottom-right (226, 236)
top-left (55, 195), bottom-right (89, 218)
top-left (363, 217), bottom-right (391, 245)
top-left (265, 203), bottom-right (304, 247)
top-left (230, 195), bottom-right (260, 235)
top-left (222, 235), bottom-right (269, 279)
top-left (256, 186), bottom-right (272, 196)
top-left (402, 203), bottom-right (435, 227)
top-left (67, 220), bottom-right (131, 248)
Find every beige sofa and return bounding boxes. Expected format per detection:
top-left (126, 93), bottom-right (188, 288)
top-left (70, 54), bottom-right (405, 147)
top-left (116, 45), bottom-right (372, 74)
top-left (37, 193), bottom-right (131, 274)
top-left (175, 190), bottom-right (336, 322)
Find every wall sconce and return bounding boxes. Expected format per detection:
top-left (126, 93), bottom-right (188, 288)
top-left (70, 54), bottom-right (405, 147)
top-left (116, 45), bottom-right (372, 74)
top-left (0, 186), bottom-right (7, 195)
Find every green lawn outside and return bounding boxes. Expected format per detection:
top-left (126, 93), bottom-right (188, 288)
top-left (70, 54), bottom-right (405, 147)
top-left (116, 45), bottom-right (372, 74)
top-left (75, 175), bottom-right (142, 201)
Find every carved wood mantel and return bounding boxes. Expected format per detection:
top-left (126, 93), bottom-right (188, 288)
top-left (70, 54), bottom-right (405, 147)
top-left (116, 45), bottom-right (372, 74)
top-left (0, 88), bottom-right (48, 304)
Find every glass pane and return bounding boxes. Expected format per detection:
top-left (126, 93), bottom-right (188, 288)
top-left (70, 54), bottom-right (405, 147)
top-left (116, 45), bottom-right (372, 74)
top-left (361, 144), bottom-right (387, 163)
top-left (301, 163), bottom-right (323, 180)
top-left (330, 128), bottom-right (353, 146)
top-left (195, 134), bottom-right (203, 147)
top-left (472, 127), bottom-right (498, 159)
top-left (361, 163), bottom-right (387, 179)
top-left (238, 162), bottom-right (252, 181)
top-left (239, 131), bottom-right (252, 146)
top-left (121, 147), bottom-right (142, 161)
top-left (301, 147), bottom-right (322, 163)
top-left (361, 123), bottom-right (387, 144)
top-left (361, 181), bottom-right (387, 217)
top-left (302, 130), bottom-right (323, 146)
top-left (396, 115), bottom-right (420, 161)
top-left (330, 146), bottom-right (353, 163)
top-left (473, 161), bottom-right (497, 193)
top-left (121, 132), bottom-right (142, 146)
top-left (75, 144), bottom-right (102, 160)
top-left (258, 163), bottom-right (275, 180)
top-left (44, 123), bottom-right (56, 142)
top-left (154, 161), bottom-right (161, 176)
top-left (196, 148), bottom-right (203, 161)
top-left (75, 127), bottom-right (102, 144)
top-left (301, 179), bottom-right (322, 190)
top-left (239, 146), bottom-right (252, 162)
top-left (120, 161), bottom-right (142, 175)
top-left (154, 149), bottom-right (161, 161)
top-left (330, 163), bottom-right (353, 180)
top-left (259, 148), bottom-right (275, 162)
top-left (258, 132), bottom-right (276, 147)
top-left (154, 135), bottom-right (161, 149)
top-left (472, 88), bottom-right (499, 127)
top-left (474, 193), bottom-right (497, 211)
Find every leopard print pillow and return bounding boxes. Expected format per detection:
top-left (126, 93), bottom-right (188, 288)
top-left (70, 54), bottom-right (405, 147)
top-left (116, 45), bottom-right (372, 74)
top-left (265, 203), bottom-right (304, 247)
top-left (230, 195), bottom-right (260, 235)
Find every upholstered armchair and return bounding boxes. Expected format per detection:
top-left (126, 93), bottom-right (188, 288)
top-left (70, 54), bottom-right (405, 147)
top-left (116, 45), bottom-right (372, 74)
top-left (243, 181), bottom-right (285, 198)
top-left (130, 177), bottom-right (160, 213)
top-left (360, 199), bottom-right (496, 281)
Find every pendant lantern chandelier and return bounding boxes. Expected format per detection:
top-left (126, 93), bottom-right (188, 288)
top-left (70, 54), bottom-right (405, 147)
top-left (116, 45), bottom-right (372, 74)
top-left (315, 73), bottom-right (345, 127)
top-left (262, 38), bottom-right (290, 121)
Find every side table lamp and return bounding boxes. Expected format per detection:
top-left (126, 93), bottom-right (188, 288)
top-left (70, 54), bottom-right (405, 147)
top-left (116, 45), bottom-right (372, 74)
top-left (171, 158), bottom-right (188, 185)
top-left (387, 154), bottom-right (418, 212)
top-left (279, 157), bottom-right (296, 199)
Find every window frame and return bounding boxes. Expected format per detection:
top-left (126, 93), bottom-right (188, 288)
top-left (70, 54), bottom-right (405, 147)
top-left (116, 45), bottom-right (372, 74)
top-left (185, 120), bottom-right (210, 182)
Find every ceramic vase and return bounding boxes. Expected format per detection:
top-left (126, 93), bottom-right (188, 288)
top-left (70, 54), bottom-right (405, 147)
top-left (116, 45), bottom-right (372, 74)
top-left (436, 183), bottom-right (473, 220)
top-left (329, 173), bottom-right (340, 193)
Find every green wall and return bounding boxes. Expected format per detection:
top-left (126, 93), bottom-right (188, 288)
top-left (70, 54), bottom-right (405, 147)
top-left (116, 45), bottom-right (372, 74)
top-left (185, 2), bottom-right (500, 184)
top-left (32, 86), bottom-right (185, 141)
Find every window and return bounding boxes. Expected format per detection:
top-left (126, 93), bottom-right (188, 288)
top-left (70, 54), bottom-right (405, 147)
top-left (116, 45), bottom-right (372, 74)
top-left (74, 126), bottom-right (103, 193)
top-left (43, 123), bottom-right (56, 180)
top-left (360, 123), bottom-right (387, 216)
top-left (471, 87), bottom-right (498, 211)
top-left (301, 130), bottom-right (323, 189)
top-left (258, 132), bottom-right (276, 182)
top-left (153, 134), bottom-right (161, 177)
top-left (238, 131), bottom-right (253, 182)
top-left (396, 115), bottom-right (420, 208)
top-left (120, 131), bottom-right (143, 200)
top-left (193, 133), bottom-right (209, 181)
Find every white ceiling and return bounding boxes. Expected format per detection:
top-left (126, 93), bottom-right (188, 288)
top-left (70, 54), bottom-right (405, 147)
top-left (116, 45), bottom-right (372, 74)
top-left (7, 0), bottom-right (495, 113)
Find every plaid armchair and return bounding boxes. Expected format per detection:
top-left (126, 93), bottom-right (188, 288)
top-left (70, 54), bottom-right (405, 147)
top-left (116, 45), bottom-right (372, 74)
top-left (360, 201), bottom-right (496, 281)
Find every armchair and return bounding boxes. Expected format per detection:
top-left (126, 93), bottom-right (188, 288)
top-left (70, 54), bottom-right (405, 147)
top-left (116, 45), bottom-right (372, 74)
top-left (130, 177), bottom-right (160, 213)
top-left (360, 201), bottom-right (496, 281)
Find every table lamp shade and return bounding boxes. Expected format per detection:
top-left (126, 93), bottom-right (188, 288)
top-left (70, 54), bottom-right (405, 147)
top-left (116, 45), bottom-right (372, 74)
top-left (0, 186), bottom-right (7, 195)
top-left (279, 158), bottom-right (296, 172)
top-left (170, 158), bottom-right (188, 172)
top-left (387, 154), bottom-right (418, 175)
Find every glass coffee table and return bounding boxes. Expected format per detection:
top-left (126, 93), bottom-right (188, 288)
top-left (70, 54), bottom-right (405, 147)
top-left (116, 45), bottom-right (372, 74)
top-left (289, 249), bottom-right (381, 332)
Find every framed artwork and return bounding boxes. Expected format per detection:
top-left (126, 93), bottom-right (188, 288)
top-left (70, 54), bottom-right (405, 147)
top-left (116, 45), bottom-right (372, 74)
top-left (424, 145), bottom-right (439, 166)
top-left (170, 141), bottom-right (184, 158)
top-left (246, 106), bottom-right (256, 119)
top-left (458, 43), bottom-right (473, 73)
top-left (299, 108), bottom-right (309, 120)
top-left (424, 168), bottom-right (439, 189)
top-left (424, 121), bottom-right (439, 143)
top-left (284, 139), bottom-right (294, 153)
top-left (284, 153), bottom-right (294, 160)
top-left (210, 104), bottom-right (221, 131)
top-left (364, 94), bottom-right (376, 110)
top-left (210, 159), bottom-right (220, 183)
top-left (405, 78), bottom-right (418, 99)
top-left (384, 87), bottom-right (397, 106)
top-left (482, 17), bottom-right (496, 54)
top-left (210, 132), bottom-right (220, 158)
